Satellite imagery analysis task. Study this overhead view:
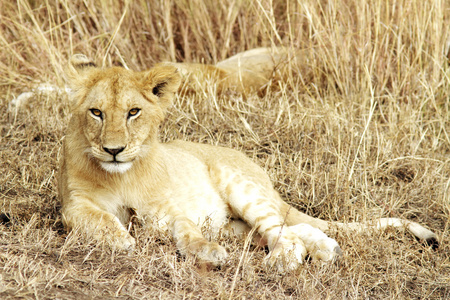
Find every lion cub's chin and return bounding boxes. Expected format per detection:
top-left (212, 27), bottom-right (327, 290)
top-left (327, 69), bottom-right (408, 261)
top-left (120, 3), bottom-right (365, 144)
top-left (99, 161), bottom-right (133, 173)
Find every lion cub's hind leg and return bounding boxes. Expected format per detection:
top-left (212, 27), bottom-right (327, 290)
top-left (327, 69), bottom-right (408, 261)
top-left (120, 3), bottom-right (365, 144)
top-left (213, 165), bottom-right (308, 272)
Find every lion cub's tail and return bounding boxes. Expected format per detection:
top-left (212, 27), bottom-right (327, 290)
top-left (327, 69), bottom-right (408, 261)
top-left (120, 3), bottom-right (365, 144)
top-left (336, 218), bottom-right (438, 249)
top-left (281, 203), bottom-right (438, 249)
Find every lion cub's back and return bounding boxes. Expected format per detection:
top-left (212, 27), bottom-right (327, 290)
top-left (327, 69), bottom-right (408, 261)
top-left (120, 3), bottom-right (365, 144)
top-left (165, 140), bottom-right (273, 188)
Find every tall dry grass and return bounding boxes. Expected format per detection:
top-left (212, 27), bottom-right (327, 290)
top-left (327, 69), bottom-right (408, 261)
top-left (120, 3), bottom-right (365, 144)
top-left (0, 0), bottom-right (449, 299)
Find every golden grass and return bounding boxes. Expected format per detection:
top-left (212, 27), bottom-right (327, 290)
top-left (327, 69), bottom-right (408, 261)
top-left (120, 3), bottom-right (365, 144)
top-left (0, 0), bottom-right (449, 298)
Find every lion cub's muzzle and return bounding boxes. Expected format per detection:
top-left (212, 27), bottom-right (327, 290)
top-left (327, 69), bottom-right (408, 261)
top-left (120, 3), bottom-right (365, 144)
top-left (97, 145), bottom-right (134, 174)
top-left (103, 146), bottom-right (125, 158)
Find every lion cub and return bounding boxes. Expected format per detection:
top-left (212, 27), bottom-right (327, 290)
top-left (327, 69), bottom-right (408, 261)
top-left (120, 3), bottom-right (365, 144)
top-left (59, 54), bottom-right (437, 272)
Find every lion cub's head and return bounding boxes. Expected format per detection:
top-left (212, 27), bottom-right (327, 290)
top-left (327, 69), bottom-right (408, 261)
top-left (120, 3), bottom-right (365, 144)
top-left (66, 55), bottom-right (181, 173)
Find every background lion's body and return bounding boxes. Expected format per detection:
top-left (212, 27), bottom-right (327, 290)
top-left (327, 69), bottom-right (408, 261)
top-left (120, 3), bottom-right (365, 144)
top-left (164, 47), bottom-right (294, 94)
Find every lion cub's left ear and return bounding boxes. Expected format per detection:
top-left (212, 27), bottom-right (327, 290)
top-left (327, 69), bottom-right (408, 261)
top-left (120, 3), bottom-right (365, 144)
top-left (140, 65), bottom-right (181, 109)
top-left (66, 54), bottom-right (97, 88)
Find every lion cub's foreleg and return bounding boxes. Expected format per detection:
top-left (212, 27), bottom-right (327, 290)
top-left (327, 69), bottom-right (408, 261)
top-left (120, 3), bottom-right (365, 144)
top-left (62, 198), bottom-right (136, 251)
top-left (170, 216), bottom-right (228, 265)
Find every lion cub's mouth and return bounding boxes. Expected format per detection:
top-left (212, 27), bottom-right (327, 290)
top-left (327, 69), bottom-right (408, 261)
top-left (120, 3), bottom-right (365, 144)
top-left (99, 161), bottom-right (133, 174)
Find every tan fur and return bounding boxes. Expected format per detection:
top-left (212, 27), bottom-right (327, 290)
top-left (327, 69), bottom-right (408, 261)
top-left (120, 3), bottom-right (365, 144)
top-left (158, 47), bottom-right (294, 94)
top-left (59, 51), bottom-right (438, 272)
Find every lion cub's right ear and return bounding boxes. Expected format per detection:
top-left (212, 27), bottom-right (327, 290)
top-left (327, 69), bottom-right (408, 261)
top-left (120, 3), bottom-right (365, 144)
top-left (140, 65), bottom-right (181, 110)
top-left (66, 54), bottom-right (97, 87)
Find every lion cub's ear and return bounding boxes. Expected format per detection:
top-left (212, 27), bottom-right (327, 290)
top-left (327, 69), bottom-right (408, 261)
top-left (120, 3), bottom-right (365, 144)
top-left (69, 54), bottom-right (96, 71)
top-left (66, 54), bottom-right (97, 86)
top-left (140, 65), bottom-right (181, 109)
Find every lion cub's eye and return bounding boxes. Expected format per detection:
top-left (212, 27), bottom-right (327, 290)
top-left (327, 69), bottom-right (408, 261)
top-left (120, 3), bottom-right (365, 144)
top-left (90, 109), bottom-right (102, 119)
top-left (128, 108), bottom-right (141, 119)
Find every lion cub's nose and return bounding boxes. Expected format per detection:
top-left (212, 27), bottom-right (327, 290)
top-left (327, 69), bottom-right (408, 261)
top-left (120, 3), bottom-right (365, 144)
top-left (103, 147), bottom-right (125, 156)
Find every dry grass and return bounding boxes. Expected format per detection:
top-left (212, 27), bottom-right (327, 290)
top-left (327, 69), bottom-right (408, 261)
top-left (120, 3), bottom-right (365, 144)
top-left (1, 0), bottom-right (449, 298)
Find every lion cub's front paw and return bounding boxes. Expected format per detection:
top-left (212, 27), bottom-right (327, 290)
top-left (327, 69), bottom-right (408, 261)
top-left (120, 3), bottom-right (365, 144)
top-left (187, 240), bottom-right (228, 265)
top-left (94, 229), bottom-right (136, 251)
top-left (113, 233), bottom-right (136, 251)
